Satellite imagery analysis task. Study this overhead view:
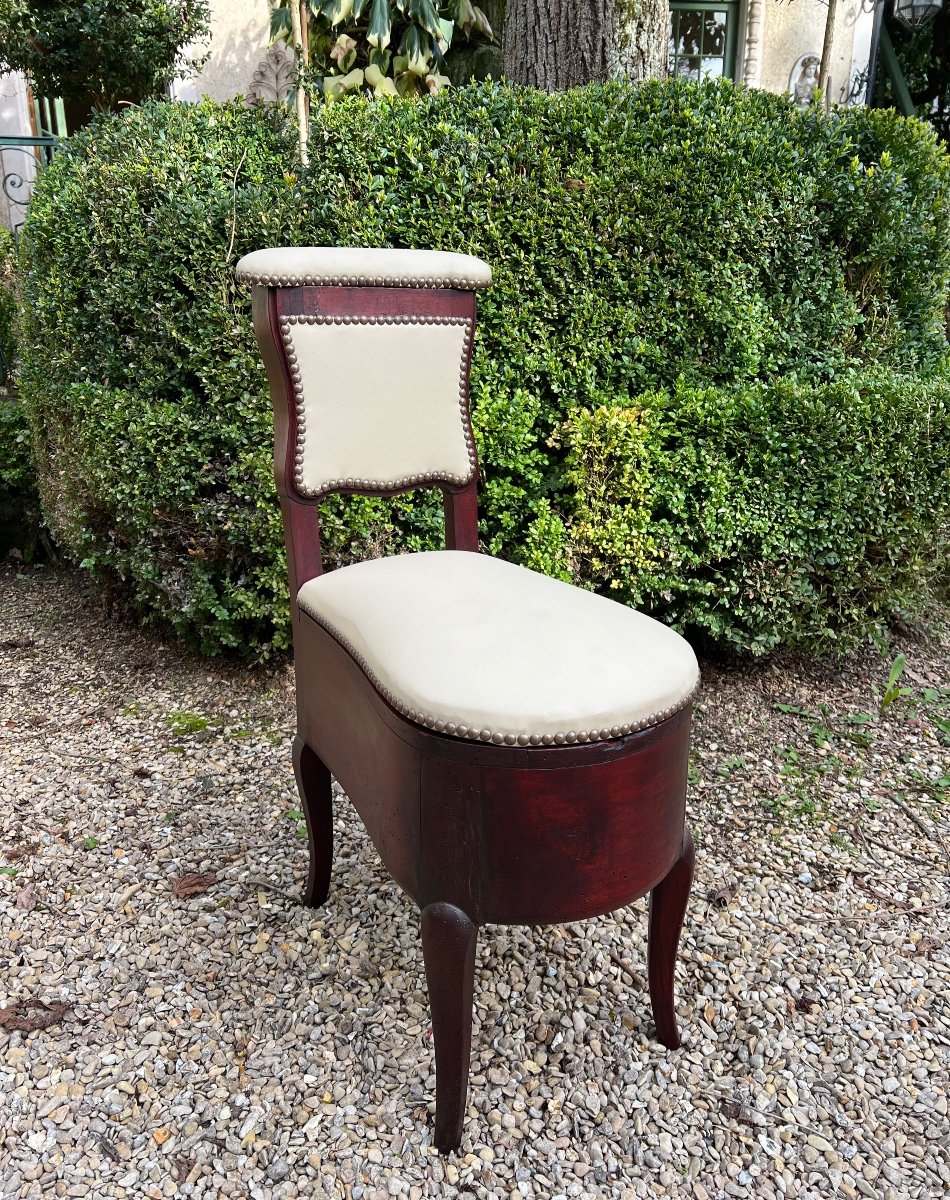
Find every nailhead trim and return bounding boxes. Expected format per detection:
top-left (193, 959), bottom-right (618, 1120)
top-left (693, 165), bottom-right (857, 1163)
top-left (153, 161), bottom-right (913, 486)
top-left (297, 593), bottom-right (698, 746)
top-left (279, 313), bottom-right (477, 500)
top-left (239, 270), bottom-right (490, 290)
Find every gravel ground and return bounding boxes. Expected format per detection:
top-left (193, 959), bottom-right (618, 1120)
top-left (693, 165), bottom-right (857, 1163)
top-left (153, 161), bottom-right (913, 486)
top-left (1, 563), bottom-right (949, 1200)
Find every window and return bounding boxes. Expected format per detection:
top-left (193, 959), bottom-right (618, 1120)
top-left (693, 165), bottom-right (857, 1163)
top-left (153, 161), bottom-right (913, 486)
top-left (669, 2), bottom-right (741, 82)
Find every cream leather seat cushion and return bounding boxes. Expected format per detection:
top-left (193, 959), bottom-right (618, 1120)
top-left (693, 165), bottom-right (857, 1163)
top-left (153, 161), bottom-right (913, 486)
top-left (297, 552), bottom-right (699, 747)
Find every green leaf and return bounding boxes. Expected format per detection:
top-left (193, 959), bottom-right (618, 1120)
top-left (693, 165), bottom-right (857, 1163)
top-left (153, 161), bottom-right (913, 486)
top-left (843, 712), bottom-right (874, 725)
top-left (456, 0), bottom-right (476, 36)
top-left (367, 0), bottom-right (392, 50)
top-left (365, 63), bottom-right (399, 96)
top-left (414, 0), bottom-right (444, 40)
top-left (885, 652), bottom-right (907, 694)
top-left (400, 24), bottom-right (432, 75)
top-left (325, 0), bottom-right (356, 27)
top-left (324, 67), bottom-right (364, 97)
top-left (270, 8), bottom-right (292, 41)
top-left (471, 4), bottom-right (493, 37)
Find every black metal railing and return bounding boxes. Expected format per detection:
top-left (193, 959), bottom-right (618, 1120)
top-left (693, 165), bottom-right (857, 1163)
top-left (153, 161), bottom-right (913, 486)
top-left (1, 134), bottom-right (60, 234)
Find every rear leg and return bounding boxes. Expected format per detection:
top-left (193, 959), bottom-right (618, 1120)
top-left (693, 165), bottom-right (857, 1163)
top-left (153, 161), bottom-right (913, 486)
top-left (292, 735), bottom-right (333, 908)
top-left (647, 827), bottom-right (695, 1049)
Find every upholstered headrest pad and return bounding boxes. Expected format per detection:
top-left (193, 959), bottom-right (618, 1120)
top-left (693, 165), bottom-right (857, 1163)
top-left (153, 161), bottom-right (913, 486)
top-left (235, 246), bottom-right (492, 291)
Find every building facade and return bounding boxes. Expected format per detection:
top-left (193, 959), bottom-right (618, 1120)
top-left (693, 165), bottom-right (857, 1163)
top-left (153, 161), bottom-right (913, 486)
top-left (671, 2), bottom-right (877, 106)
top-left (177, 2), bottom-right (878, 110)
top-left (1, 1), bottom-right (881, 231)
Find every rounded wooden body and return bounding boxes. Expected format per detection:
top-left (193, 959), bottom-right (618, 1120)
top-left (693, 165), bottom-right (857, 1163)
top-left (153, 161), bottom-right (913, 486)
top-left (295, 616), bottom-right (691, 927)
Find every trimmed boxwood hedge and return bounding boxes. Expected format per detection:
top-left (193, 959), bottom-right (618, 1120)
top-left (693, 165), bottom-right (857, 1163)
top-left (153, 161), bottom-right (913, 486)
top-left (549, 375), bottom-right (950, 655)
top-left (0, 227), bottom-right (16, 389)
top-left (18, 80), bottom-right (950, 655)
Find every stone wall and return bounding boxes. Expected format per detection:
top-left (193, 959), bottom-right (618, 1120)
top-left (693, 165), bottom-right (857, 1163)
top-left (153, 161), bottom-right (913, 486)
top-left (172, 0), bottom-right (272, 103)
top-left (753, 1), bottom-right (877, 107)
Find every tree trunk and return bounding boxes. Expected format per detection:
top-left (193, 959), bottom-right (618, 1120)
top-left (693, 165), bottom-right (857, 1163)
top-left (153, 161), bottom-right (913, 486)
top-left (612, 0), bottom-right (669, 82)
top-left (818, 0), bottom-right (840, 109)
top-left (502, 0), bottom-right (668, 91)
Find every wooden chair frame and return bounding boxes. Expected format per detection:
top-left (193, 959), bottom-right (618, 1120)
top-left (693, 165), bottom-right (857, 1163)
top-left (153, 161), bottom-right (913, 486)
top-left (251, 279), bottom-right (695, 1153)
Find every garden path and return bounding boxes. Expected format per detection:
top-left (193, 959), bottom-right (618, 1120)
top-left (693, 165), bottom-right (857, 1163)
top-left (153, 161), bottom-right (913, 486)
top-left (1, 565), bottom-right (948, 1200)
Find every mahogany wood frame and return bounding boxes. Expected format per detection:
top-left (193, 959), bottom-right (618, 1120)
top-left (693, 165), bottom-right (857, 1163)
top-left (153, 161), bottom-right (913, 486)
top-left (251, 280), bottom-right (695, 1153)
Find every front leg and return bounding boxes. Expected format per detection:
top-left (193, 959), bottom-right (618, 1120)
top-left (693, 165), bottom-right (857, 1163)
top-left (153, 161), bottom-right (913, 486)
top-left (292, 735), bottom-right (333, 908)
top-left (647, 827), bottom-right (695, 1049)
top-left (421, 901), bottom-right (477, 1153)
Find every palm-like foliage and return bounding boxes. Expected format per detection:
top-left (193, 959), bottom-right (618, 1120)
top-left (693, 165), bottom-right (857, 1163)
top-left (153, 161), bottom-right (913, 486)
top-left (270, 0), bottom-right (493, 97)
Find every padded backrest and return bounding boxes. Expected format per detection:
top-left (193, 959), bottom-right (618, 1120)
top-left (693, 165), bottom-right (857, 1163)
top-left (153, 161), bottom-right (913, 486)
top-left (237, 247), bottom-right (491, 501)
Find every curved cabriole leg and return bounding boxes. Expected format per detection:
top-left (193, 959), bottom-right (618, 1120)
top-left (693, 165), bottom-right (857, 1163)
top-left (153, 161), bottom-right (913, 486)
top-left (420, 902), bottom-right (477, 1154)
top-left (292, 735), bottom-right (333, 908)
top-left (647, 826), bottom-right (695, 1049)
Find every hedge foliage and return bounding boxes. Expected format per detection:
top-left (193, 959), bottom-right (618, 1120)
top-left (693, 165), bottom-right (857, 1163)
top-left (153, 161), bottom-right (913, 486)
top-left (19, 81), bottom-right (950, 655)
top-left (1, 228), bottom-right (42, 556)
top-left (0, 227), bottom-right (15, 389)
top-left (549, 375), bottom-right (950, 655)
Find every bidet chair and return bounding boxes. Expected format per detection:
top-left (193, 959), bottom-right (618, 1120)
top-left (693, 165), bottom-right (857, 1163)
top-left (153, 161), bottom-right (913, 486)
top-left (237, 246), bottom-right (700, 1152)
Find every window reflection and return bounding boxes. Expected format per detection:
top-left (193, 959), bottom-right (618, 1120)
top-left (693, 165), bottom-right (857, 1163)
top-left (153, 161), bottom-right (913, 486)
top-left (669, 4), bottom-right (736, 81)
top-left (704, 16), bottom-right (726, 56)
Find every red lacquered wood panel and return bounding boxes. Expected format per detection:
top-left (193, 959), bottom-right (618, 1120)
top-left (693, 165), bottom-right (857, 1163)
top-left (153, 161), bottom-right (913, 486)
top-left (649, 827), bottom-right (695, 1049)
top-left (278, 285), bottom-right (475, 323)
top-left (418, 756), bottom-right (482, 918)
top-left (474, 708), bottom-right (690, 925)
top-left (421, 902), bottom-right (478, 1152)
top-left (294, 616), bottom-right (423, 903)
top-left (443, 481), bottom-right (480, 553)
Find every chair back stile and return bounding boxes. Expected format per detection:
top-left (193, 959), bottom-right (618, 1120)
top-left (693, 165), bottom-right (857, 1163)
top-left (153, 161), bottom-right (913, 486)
top-left (251, 280), bottom-right (482, 609)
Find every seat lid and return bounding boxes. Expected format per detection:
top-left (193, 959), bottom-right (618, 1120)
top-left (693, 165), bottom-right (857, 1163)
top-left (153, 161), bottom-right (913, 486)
top-left (297, 552), bottom-right (699, 747)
